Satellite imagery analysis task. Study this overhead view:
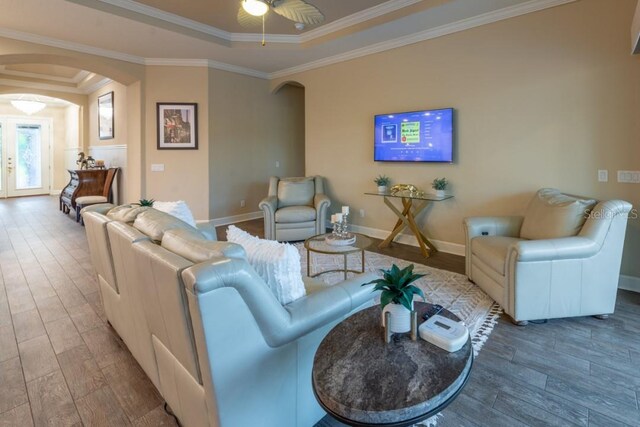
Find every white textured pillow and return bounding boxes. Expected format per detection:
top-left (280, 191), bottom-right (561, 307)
top-left (520, 189), bottom-right (596, 240)
top-left (226, 225), bottom-right (306, 305)
top-left (153, 200), bottom-right (196, 227)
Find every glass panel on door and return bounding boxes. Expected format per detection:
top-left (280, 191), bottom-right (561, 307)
top-left (15, 125), bottom-right (42, 190)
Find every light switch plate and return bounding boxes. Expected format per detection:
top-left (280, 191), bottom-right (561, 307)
top-left (598, 170), bottom-right (608, 182)
top-left (151, 164), bottom-right (164, 172)
top-left (617, 170), bottom-right (640, 183)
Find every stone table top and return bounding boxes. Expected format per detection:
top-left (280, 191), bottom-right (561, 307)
top-left (312, 302), bottom-right (473, 427)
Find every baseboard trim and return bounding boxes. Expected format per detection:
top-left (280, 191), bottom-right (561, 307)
top-left (50, 190), bottom-right (61, 196)
top-left (211, 211), bottom-right (263, 227)
top-left (349, 224), bottom-right (465, 256)
top-left (619, 275), bottom-right (640, 293)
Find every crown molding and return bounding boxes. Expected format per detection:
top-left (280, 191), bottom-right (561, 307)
top-left (82, 77), bottom-right (112, 94)
top-left (299, 0), bottom-right (423, 42)
top-left (0, 77), bottom-right (83, 94)
top-left (0, 27), bottom-right (145, 64)
top-left (144, 58), bottom-right (269, 79)
top-left (86, 0), bottom-right (424, 44)
top-left (269, 0), bottom-right (577, 79)
top-left (0, 65), bottom-right (90, 84)
top-left (0, 0), bottom-right (577, 83)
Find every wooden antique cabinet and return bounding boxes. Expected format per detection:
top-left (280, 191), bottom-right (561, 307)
top-left (59, 169), bottom-right (115, 214)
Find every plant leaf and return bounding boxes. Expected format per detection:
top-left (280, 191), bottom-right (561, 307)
top-left (380, 292), bottom-right (394, 309)
top-left (399, 292), bottom-right (413, 311)
top-left (406, 285), bottom-right (425, 301)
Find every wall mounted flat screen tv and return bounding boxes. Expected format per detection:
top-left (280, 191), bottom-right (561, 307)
top-left (374, 108), bottom-right (454, 162)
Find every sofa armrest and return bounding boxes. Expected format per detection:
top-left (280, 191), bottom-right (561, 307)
top-left (464, 216), bottom-right (524, 240)
top-left (259, 196), bottom-right (278, 240)
top-left (314, 194), bottom-right (330, 211)
top-left (183, 259), bottom-right (378, 348)
top-left (80, 203), bottom-right (115, 216)
top-left (314, 194), bottom-right (331, 234)
top-left (195, 220), bottom-right (218, 241)
top-left (509, 236), bottom-right (599, 263)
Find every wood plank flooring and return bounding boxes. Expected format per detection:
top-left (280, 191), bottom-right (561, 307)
top-left (1, 196), bottom-right (639, 427)
top-left (0, 196), bottom-right (176, 426)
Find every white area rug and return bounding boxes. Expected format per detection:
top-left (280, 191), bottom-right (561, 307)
top-left (296, 244), bottom-right (502, 427)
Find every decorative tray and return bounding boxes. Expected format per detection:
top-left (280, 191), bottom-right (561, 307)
top-left (325, 234), bottom-right (356, 246)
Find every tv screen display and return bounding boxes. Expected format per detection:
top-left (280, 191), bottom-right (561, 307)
top-left (374, 108), bottom-right (453, 162)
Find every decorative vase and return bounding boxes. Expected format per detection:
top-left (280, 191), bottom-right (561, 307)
top-left (378, 185), bottom-right (387, 194)
top-left (435, 189), bottom-right (445, 198)
top-left (382, 302), bottom-right (412, 333)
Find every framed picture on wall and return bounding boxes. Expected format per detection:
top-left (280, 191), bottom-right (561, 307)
top-left (98, 91), bottom-right (114, 140)
top-left (157, 103), bottom-right (198, 150)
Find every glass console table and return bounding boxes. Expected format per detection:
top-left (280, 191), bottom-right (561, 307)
top-left (364, 191), bottom-right (453, 257)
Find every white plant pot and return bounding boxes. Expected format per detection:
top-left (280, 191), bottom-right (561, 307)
top-left (434, 189), bottom-right (445, 197)
top-left (377, 185), bottom-right (388, 194)
top-left (382, 302), bottom-right (412, 333)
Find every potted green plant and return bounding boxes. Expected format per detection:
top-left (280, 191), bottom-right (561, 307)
top-left (373, 175), bottom-right (391, 193)
top-left (431, 178), bottom-right (448, 198)
top-left (135, 199), bottom-right (155, 207)
top-left (364, 264), bottom-right (426, 333)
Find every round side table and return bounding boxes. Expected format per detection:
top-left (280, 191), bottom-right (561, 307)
top-left (312, 302), bottom-right (473, 427)
top-left (304, 233), bottom-right (372, 280)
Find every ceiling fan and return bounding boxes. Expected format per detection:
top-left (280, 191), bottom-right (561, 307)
top-left (238, 0), bottom-right (325, 45)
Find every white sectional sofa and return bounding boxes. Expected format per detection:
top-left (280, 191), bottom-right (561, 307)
top-left (82, 204), bottom-right (377, 427)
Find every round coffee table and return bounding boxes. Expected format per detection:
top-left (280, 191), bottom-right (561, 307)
top-left (304, 233), bottom-right (372, 280)
top-left (312, 302), bottom-right (473, 427)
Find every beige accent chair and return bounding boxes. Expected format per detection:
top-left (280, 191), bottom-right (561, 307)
top-left (464, 189), bottom-right (632, 324)
top-left (82, 204), bottom-right (377, 427)
top-left (259, 176), bottom-right (330, 241)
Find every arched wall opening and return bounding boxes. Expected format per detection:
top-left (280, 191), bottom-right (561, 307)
top-left (0, 52), bottom-right (144, 204)
top-left (272, 80), bottom-right (306, 176)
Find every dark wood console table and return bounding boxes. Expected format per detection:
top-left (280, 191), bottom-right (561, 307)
top-left (59, 169), bottom-right (116, 214)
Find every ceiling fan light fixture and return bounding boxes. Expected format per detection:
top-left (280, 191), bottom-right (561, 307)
top-left (242, 0), bottom-right (269, 17)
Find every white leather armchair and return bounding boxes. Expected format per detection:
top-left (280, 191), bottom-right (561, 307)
top-left (464, 194), bottom-right (632, 324)
top-left (259, 176), bottom-right (330, 241)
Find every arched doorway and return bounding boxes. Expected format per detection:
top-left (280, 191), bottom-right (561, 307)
top-left (0, 54), bottom-right (144, 203)
top-left (0, 93), bottom-right (80, 198)
top-left (271, 80), bottom-right (306, 175)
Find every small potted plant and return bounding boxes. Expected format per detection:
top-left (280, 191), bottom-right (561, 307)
top-left (374, 175), bottom-right (391, 193)
top-left (364, 264), bottom-right (425, 333)
top-left (431, 178), bottom-right (448, 198)
top-left (135, 199), bottom-right (155, 207)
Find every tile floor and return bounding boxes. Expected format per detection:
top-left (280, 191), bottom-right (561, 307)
top-left (0, 196), bottom-right (177, 426)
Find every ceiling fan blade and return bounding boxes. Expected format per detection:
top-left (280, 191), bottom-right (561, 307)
top-left (272, 0), bottom-right (325, 25)
top-left (237, 6), bottom-right (264, 28)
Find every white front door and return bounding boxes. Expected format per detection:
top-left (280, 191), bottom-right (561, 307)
top-left (0, 118), bottom-right (51, 198)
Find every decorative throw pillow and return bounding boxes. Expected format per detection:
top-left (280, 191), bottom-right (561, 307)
top-left (226, 225), bottom-right (306, 305)
top-left (520, 188), bottom-right (596, 240)
top-left (277, 178), bottom-right (315, 208)
top-left (153, 200), bottom-right (197, 227)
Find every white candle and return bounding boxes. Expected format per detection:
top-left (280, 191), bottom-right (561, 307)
top-left (335, 213), bottom-right (343, 222)
top-left (331, 214), bottom-right (336, 223)
top-left (342, 206), bottom-right (349, 215)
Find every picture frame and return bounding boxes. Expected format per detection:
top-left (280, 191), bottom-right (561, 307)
top-left (157, 103), bottom-right (198, 150)
top-left (98, 91), bottom-right (114, 140)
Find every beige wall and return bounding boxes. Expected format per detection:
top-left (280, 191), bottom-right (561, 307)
top-left (143, 66), bottom-right (210, 219)
top-left (208, 70), bottom-right (305, 219)
top-left (273, 0), bottom-right (640, 278)
top-left (88, 81), bottom-right (127, 147)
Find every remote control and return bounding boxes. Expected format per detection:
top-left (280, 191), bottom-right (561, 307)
top-left (423, 304), bottom-right (443, 320)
